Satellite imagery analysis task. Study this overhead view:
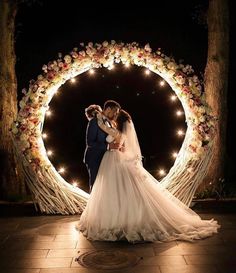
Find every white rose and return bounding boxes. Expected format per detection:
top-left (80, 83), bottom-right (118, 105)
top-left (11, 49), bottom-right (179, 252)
top-left (19, 100), bottom-right (26, 108)
top-left (12, 127), bottom-right (18, 134)
top-left (199, 116), bottom-right (206, 122)
top-left (167, 61), bottom-right (177, 70)
top-left (102, 41), bottom-right (109, 47)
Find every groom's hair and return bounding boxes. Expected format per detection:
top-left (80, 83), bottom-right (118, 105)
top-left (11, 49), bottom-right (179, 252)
top-left (103, 100), bottom-right (121, 110)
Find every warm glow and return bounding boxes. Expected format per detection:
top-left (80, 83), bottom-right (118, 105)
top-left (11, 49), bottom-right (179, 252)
top-left (170, 95), bottom-right (177, 101)
top-left (172, 152), bottom-right (178, 158)
top-left (72, 182), bottom-right (78, 187)
top-left (47, 150), bottom-right (53, 156)
top-left (89, 69), bottom-right (95, 75)
top-left (177, 130), bottom-right (185, 136)
top-left (176, 110), bottom-right (183, 116)
top-left (46, 110), bottom-right (52, 116)
top-left (159, 80), bottom-right (165, 86)
top-left (58, 167), bottom-right (65, 174)
top-left (159, 169), bottom-right (166, 176)
top-left (13, 42), bottom-right (214, 213)
top-left (145, 69), bottom-right (150, 75)
top-left (42, 133), bottom-right (48, 139)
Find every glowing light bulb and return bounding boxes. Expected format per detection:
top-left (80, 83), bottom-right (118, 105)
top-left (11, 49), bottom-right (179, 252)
top-left (159, 80), bottom-right (165, 86)
top-left (42, 133), bottom-right (48, 139)
top-left (176, 110), bottom-right (183, 116)
top-left (89, 69), bottom-right (95, 75)
top-left (177, 130), bottom-right (184, 136)
top-left (145, 69), bottom-right (150, 75)
top-left (159, 169), bottom-right (166, 176)
top-left (172, 152), bottom-right (178, 158)
top-left (170, 95), bottom-right (177, 101)
top-left (70, 78), bottom-right (76, 83)
top-left (47, 150), bottom-right (53, 156)
top-left (58, 167), bottom-right (65, 174)
top-left (46, 110), bottom-right (52, 116)
top-left (124, 63), bottom-right (130, 68)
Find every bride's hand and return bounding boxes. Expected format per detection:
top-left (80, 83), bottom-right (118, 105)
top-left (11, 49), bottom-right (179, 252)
top-left (95, 111), bottom-right (102, 119)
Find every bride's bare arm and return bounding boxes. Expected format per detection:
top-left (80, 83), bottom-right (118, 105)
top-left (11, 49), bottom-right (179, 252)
top-left (96, 112), bottom-right (120, 139)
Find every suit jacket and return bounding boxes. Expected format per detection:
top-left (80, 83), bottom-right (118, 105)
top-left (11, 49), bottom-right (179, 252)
top-left (83, 117), bottom-right (108, 164)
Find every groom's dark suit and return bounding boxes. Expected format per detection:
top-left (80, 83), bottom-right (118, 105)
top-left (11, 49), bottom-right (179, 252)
top-left (84, 117), bottom-right (108, 191)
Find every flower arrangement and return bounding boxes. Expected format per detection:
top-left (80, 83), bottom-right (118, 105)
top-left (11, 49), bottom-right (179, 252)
top-left (12, 41), bottom-right (215, 170)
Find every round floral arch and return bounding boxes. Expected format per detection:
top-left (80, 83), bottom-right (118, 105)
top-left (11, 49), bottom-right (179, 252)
top-left (12, 41), bottom-right (215, 215)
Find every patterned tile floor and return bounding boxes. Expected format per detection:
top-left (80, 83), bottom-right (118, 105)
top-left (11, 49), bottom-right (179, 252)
top-left (0, 212), bottom-right (235, 273)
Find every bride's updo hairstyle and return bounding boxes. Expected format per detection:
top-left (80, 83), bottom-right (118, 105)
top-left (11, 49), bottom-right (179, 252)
top-left (85, 104), bottom-right (102, 121)
top-left (116, 109), bottom-right (131, 132)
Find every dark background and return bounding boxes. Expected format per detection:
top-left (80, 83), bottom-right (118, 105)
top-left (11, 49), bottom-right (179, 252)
top-left (15, 0), bottom-right (235, 192)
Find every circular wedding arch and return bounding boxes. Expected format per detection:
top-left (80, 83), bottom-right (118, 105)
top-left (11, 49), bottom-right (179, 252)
top-left (12, 41), bottom-right (215, 215)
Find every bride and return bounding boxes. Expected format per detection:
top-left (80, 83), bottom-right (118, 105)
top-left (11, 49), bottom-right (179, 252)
top-left (78, 109), bottom-right (220, 243)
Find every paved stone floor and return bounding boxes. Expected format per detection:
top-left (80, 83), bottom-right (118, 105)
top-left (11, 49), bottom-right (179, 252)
top-left (0, 212), bottom-right (235, 273)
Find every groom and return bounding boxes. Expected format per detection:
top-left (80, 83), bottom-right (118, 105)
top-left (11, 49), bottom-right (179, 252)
top-left (83, 100), bottom-right (121, 192)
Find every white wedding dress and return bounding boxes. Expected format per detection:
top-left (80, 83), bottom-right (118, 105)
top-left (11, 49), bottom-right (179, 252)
top-left (78, 119), bottom-right (220, 243)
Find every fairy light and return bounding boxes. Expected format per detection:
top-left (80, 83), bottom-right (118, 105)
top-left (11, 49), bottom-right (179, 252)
top-left (72, 181), bottom-right (78, 187)
top-left (124, 63), bottom-right (130, 68)
top-left (176, 110), bottom-right (183, 116)
top-left (159, 169), bottom-right (166, 176)
top-left (159, 80), bottom-right (165, 86)
top-left (177, 129), bottom-right (185, 136)
top-left (172, 152), bottom-right (178, 158)
top-left (70, 78), bottom-right (76, 83)
top-left (89, 69), bottom-right (95, 75)
top-left (145, 69), bottom-right (151, 75)
top-left (58, 167), bottom-right (65, 174)
top-left (46, 110), bottom-right (52, 116)
top-left (47, 150), bottom-right (53, 156)
top-left (42, 133), bottom-right (48, 139)
top-left (170, 95), bottom-right (177, 101)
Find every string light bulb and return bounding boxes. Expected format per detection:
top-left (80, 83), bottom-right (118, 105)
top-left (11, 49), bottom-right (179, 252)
top-left (145, 69), bottom-right (151, 75)
top-left (58, 167), bottom-right (65, 174)
top-left (176, 110), bottom-right (183, 116)
top-left (47, 150), bottom-right (53, 156)
top-left (170, 95), bottom-right (177, 101)
top-left (159, 169), bottom-right (166, 176)
top-left (159, 80), bottom-right (165, 86)
top-left (42, 133), bottom-right (48, 139)
top-left (46, 110), bottom-right (52, 116)
top-left (177, 130), bottom-right (185, 136)
top-left (172, 152), bottom-right (178, 158)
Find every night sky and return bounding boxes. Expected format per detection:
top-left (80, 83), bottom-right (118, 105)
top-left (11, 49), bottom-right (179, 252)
top-left (15, 0), bottom-right (235, 191)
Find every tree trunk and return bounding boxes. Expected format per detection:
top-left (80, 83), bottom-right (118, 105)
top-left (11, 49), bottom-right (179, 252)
top-left (0, 0), bottom-right (26, 199)
top-left (200, 0), bottom-right (229, 191)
